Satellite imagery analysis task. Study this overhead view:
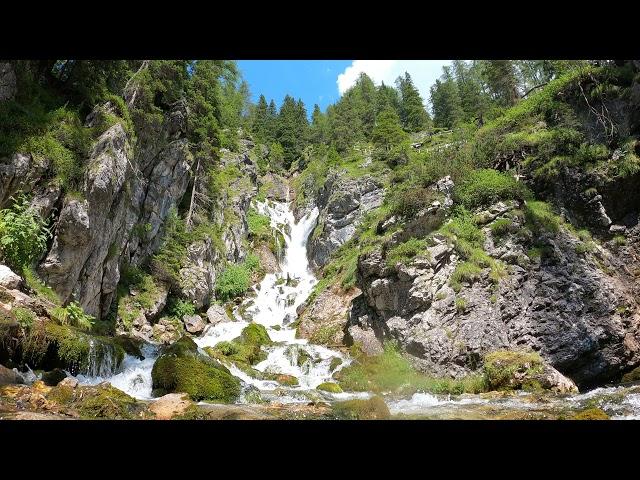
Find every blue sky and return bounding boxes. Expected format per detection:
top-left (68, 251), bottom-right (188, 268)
top-left (237, 60), bottom-right (452, 115)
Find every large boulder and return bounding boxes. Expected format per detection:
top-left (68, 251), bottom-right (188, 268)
top-left (151, 336), bottom-right (241, 402)
top-left (0, 265), bottom-right (21, 289)
top-left (0, 364), bottom-right (24, 386)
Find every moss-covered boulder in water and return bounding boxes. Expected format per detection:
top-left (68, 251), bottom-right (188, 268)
top-left (572, 408), bottom-right (609, 420)
top-left (151, 335), bottom-right (240, 403)
top-left (47, 382), bottom-right (147, 419)
top-left (316, 382), bottom-right (343, 393)
top-left (621, 366), bottom-right (640, 383)
top-left (483, 350), bottom-right (545, 392)
top-left (239, 323), bottom-right (272, 347)
top-left (205, 323), bottom-right (272, 367)
top-left (331, 396), bottom-right (390, 420)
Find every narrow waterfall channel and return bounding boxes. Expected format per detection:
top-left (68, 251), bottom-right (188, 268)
top-left (76, 199), bottom-right (367, 404)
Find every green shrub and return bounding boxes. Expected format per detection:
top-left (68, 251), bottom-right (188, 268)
top-left (386, 238), bottom-right (430, 267)
top-left (454, 169), bottom-right (527, 209)
top-left (450, 262), bottom-right (482, 292)
top-left (0, 195), bottom-right (51, 270)
top-left (483, 350), bottom-right (545, 391)
top-left (247, 209), bottom-right (271, 239)
top-left (168, 298), bottom-right (196, 319)
top-left (613, 235), bottom-right (627, 247)
top-left (215, 264), bottom-right (251, 301)
top-left (389, 186), bottom-right (441, 217)
top-left (51, 301), bottom-right (95, 331)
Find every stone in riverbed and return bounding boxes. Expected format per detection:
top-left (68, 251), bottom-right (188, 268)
top-left (206, 304), bottom-right (231, 325)
top-left (316, 382), bottom-right (343, 393)
top-left (183, 314), bottom-right (206, 334)
top-left (41, 368), bottom-right (68, 386)
top-left (0, 364), bottom-right (24, 385)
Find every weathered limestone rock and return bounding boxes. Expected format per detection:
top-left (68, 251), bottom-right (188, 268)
top-left (308, 173), bottom-right (384, 269)
top-left (183, 314), bottom-right (206, 334)
top-left (149, 393), bottom-right (193, 420)
top-left (206, 304), bottom-right (231, 325)
top-left (0, 265), bottom-right (21, 289)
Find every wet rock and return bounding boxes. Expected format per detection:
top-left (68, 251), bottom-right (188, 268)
top-left (0, 364), bottom-right (24, 385)
top-left (331, 396), bottom-right (390, 420)
top-left (183, 314), bottom-right (206, 334)
top-left (59, 377), bottom-right (79, 389)
top-left (0, 265), bottom-right (21, 289)
top-left (41, 368), bottom-right (68, 387)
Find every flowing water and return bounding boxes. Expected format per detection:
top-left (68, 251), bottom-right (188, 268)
top-left (71, 199), bottom-right (640, 419)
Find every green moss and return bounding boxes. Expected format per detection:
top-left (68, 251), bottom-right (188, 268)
top-left (572, 408), bottom-right (609, 420)
top-left (331, 396), bottom-right (391, 420)
top-left (621, 366), bottom-right (640, 383)
top-left (151, 353), bottom-right (240, 403)
top-left (247, 209), bottom-right (272, 239)
top-left (76, 384), bottom-right (141, 419)
top-left (22, 267), bottom-right (61, 305)
top-left (309, 323), bottom-right (343, 346)
top-left (329, 357), bottom-right (343, 371)
top-left (12, 307), bottom-right (35, 329)
top-left (46, 384), bottom-right (75, 405)
top-left (240, 323), bottom-right (272, 347)
top-left (483, 350), bottom-right (545, 392)
top-left (613, 235), bottom-right (627, 247)
top-left (316, 382), bottom-right (343, 393)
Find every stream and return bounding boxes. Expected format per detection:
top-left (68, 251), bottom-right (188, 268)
top-left (74, 199), bottom-right (640, 419)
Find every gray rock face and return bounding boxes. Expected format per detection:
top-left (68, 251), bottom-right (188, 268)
top-left (350, 199), bottom-right (640, 387)
top-left (260, 173), bottom-right (289, 201)
top-left (0, 62), bottom-right (16, 102)
top-left (308, 173), bottom-right (384, 269)
top-left (0, 265), bottom-right (22, 289)
top-left (0, 153), bottom-right (50, 208)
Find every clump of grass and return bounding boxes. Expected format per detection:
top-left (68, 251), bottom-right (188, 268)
top-left (385, 238), bottom-right (430, 267)
top-left (490, 218), bottom-right (513, 238)
top-left (524, 200), bottom-right (560, 234)
top-left (455, 297), bottom-right (468, 313)
top-left (335, 341), bottom-right (487, 395)
top-left (454, 169), bottom-right (528, 210)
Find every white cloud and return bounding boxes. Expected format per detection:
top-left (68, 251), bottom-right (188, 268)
top-left (336, 60), bottom-right (452, 107)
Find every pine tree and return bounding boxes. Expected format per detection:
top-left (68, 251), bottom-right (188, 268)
top-left (310, 104), bottom-right (328, 144)
top-left (376, 81), bottom-right (401, 116)
top-left (480, 60), bottom-right (520, 107)
top-left (372, 107), bottom-right (408, 151)
top-left (251, 94), bottom-right (270, 143)
top-left (396, 72), bottom-right (431, 132)
top-left (430, 66), bottom-right (464, 129)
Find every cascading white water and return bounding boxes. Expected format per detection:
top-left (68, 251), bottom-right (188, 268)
top-left (195, 200), bottom-right (354, 402)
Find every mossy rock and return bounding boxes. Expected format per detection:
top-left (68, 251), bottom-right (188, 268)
top-left (621, 366), bottom-right (640, 383)
top-left (483, 350), bottom-right (545, 392)
top-left (76, 384), bottom-right (143, 419)
top-left (151, 354), bottom-right (240, 403)
top-left (329, 357), bottom-right (343, 371)
top-left (240, 323), bottom-right (272, 347)
top-left (111, 335), bottom-right (145, 359)
top-left (19, 322), bottom-right (125, 376)
top-left (331, 396), bottom-right (390, 420)
top-left (47, 384), bottom-right (75, 405)
top-left (270, 374), bottom-right (299, 386)
top-left (207, 339), bottom-right (267, 366)
top-left (316, 382), bottom-right (343, 393)
top-left (41, 368), bottom-right (67, 386)
top-left (572, 408), bottom-right (609, 420)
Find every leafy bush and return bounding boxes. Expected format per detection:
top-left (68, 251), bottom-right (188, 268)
top-left (168, 298), bottom-right (196, 319)
top-left (454, 169), bottom-right (527, 209)
top-left (0, 195), bottom-right (51, 270)
top-left (247, 209), bottom-right (271, 239)
top-left (51, 302), bottom-right (95, 331)
top-left (388, 186), bottom-right (442, 217)
top-left (215, 264), bottom-right (251, 301)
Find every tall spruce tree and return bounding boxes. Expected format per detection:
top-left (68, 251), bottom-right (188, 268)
top-left (396, 72), bottom-right (431, 132)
